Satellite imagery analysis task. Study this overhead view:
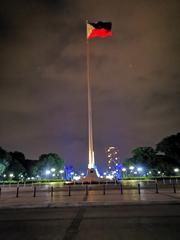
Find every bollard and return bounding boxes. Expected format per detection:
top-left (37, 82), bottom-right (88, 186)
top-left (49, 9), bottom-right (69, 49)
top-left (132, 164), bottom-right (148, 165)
top-left (103, 184), bottom-right (106, 195)
top-left (0, 187), bottom-right (1, 196)
top-left (169, 179), bottom-right (172, 184)
top-left (138, 183), bottom-right (141, 195)
top-left (163, 178), bottom-right (165, 184)
top-left (68, 185), bottom-right (71, 196)
top-left (16, 187), bottom-right (19, 198)
top-left (51, 186), bottom-right (54, 197)
top-left (120, 183), bottom-right (123, 195)
top-left (85, 184), bottom-right (88, 196)
top-left (33, 186), bottom-right (36, 197)
top-left (172, 183), bottom-right (176, 193)
top-left (155, 183), bottom-right (159, 194)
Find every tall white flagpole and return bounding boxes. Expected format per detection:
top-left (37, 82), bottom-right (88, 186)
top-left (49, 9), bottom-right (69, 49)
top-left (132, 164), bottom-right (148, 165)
top-left (86, 21), bottom-right (95, 170)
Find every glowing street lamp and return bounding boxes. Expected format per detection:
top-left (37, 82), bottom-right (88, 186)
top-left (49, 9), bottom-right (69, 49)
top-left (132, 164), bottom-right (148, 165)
top-left (51, 168), bottom-right (56, 172)
top-left (45, 170), bottom-right (50, 175)
top-left (129, 166), bottom-right (134, 170)
top-left (137, 167), bottom-right (143, 172)
top-left (122, 168), bottom-right (126, 172)
top-left (9, 173), bottom-right (14, 178)
top-left (174, 168), bottom-right (179, 173)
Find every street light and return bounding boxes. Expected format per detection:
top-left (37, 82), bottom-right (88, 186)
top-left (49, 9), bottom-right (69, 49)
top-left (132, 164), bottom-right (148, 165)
top-left (45, 170), bottom-right (50, 175)
top-left (174, 168), bottom-right (179, 173)
top-left (137, 167), bottom-right (143, 172)
top-left (51, 168), bottom-right (56, 172)
top-left (9, 173), bottom-right (14, 178)
top-left (129, 166), bottom-right (134, 170)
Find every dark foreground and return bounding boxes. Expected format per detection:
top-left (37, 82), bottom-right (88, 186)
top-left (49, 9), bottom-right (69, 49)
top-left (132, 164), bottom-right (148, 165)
top-left (0, 204), bottom-right (180, 240)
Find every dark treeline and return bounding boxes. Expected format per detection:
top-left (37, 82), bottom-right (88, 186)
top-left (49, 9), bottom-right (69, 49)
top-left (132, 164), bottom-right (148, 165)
top-left (123, 132), bottom-right (180, 175)
top-left (0, 132), bottom-right (180, 179)
top-left (0, 148), bottom-right (64, 180)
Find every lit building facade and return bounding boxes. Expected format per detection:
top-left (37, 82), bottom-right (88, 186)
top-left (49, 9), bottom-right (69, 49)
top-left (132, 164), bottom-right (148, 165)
top-left (106, 146), bottom-right (120, 171)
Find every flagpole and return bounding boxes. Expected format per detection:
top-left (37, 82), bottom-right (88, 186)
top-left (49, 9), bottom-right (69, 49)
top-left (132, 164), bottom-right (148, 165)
top-left (86, 22), bottom-right (95, 170)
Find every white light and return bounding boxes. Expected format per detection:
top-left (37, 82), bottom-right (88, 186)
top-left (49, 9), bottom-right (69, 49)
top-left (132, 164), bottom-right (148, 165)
top-left (174, 168), bottom-right (179, 172)
top-left (73, 176), bottom-right (80, 181)
top-left (81, 173), bottom-right (85, 176)
top-left (158, 171), bottom-right (161, 174)
top-left (51, 168), bottom-right (56, 172)
top-left (52, 173), bottom-right (55, 177)
top-left (70, 172), bottom-right (74, 175)
top-left (59, 170), bottom-right (64, 174)
top-left (116, 163), bottom-right (118, 166)
top-left (129, 166), bottom-right (134, 170)
top-left (134, 171), bottom-right (137, 174)
top-left (45, 170), bottom-right (50, 175)
top-left (137, 167), bottom-right (143, 172)
top-left (122, 168), bottom-right (126, 172)
top-left (149, 171), bottom-right (152, 174)
top-left (3, 174), bottom-right (6, 177)
top-left (106, 175), bottom-right (113, 180)
top-left (103, 172), bottom-right (107, 175)
top-left (9, 173), bottom-right (14, 178)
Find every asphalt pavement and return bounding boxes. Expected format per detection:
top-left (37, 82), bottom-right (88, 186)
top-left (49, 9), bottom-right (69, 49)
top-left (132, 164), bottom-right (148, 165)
top-left (0, 204), bottom-right (180, 240)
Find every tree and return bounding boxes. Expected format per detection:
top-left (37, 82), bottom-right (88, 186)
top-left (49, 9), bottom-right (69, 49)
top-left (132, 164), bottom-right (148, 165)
top-left (5, 159), bottom-right (26, 180)
top-left (9, 151), bottom-right (26, 167)
top-left (32, 153), bottom-right (64, 178)
top-left (131, 147), bottom-right (157, 168)
top-left (156, 132), bottom-right (180, 165)
top-left (0, 147), bottom-right (11, 176)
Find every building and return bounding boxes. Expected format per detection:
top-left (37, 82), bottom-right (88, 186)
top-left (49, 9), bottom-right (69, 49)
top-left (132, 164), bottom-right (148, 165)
top-left (106, 146), bottom-right (120, 171)
top-left (105, 146), bottom-right (122, 179)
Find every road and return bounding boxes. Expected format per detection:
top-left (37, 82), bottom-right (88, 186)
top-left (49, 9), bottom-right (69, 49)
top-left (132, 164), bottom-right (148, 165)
top-left (0, 204), bottom-right (180, 240)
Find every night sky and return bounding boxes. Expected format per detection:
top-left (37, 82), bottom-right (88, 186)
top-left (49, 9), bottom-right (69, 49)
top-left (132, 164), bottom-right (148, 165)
top-left (0, 0), bottom-right (180, 171)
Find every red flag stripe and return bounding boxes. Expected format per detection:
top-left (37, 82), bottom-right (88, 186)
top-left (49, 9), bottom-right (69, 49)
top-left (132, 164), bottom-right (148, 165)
top-left (88, 28), bottom-right (112, 40)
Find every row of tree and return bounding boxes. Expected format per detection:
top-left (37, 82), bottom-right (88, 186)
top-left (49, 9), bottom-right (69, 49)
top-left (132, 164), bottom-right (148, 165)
top-left (123, 132), bottom-right (180, 175)
top-left (0, 132), bottom-right (180, 179)
top-left (0, 148), bottom-right (64, 180)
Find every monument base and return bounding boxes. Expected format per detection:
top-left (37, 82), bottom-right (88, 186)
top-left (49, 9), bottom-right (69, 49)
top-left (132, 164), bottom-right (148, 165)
top-left (80, 168), bottom-right (104, 183)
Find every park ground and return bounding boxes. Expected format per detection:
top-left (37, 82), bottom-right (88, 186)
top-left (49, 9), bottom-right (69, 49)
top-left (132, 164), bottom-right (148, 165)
top-left (0, 183), bottom-right (180, 240)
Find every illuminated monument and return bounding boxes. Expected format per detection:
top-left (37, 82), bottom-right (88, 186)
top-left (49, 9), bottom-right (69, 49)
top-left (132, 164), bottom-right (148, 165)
top-left (82, 21), bottom-right (112, 182)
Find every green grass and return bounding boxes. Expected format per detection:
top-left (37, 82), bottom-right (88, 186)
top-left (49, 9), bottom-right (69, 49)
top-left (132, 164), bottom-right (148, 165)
top-left (0, 179), bottom-right (65, 184)
top-left (122, 176), bottom-right (180, 180)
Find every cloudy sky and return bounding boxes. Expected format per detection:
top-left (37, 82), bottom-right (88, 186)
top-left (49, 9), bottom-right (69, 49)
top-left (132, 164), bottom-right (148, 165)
top-left (0, 0), bottom-right (180, 171)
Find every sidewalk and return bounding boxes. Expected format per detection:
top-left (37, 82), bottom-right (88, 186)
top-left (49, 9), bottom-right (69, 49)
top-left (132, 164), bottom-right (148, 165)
top-left (0, 187), bottom-right (179, 209)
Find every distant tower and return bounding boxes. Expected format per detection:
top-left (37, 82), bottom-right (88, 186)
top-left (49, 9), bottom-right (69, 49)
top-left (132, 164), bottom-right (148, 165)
top-left (106, 146), bottom-right (120, 172)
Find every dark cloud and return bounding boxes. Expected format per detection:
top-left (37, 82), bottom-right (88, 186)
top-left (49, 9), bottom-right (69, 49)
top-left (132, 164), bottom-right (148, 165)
top-left (0, 0), bottom-right (180, 171)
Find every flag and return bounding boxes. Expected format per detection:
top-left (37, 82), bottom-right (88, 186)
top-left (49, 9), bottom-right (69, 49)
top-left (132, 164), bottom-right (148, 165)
top-left (87, 21), bottom-right (112, 40)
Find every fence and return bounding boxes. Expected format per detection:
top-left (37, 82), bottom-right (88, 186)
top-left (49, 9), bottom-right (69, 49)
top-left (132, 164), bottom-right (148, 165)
top-left (0, 180), bottom-right (179, 199)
